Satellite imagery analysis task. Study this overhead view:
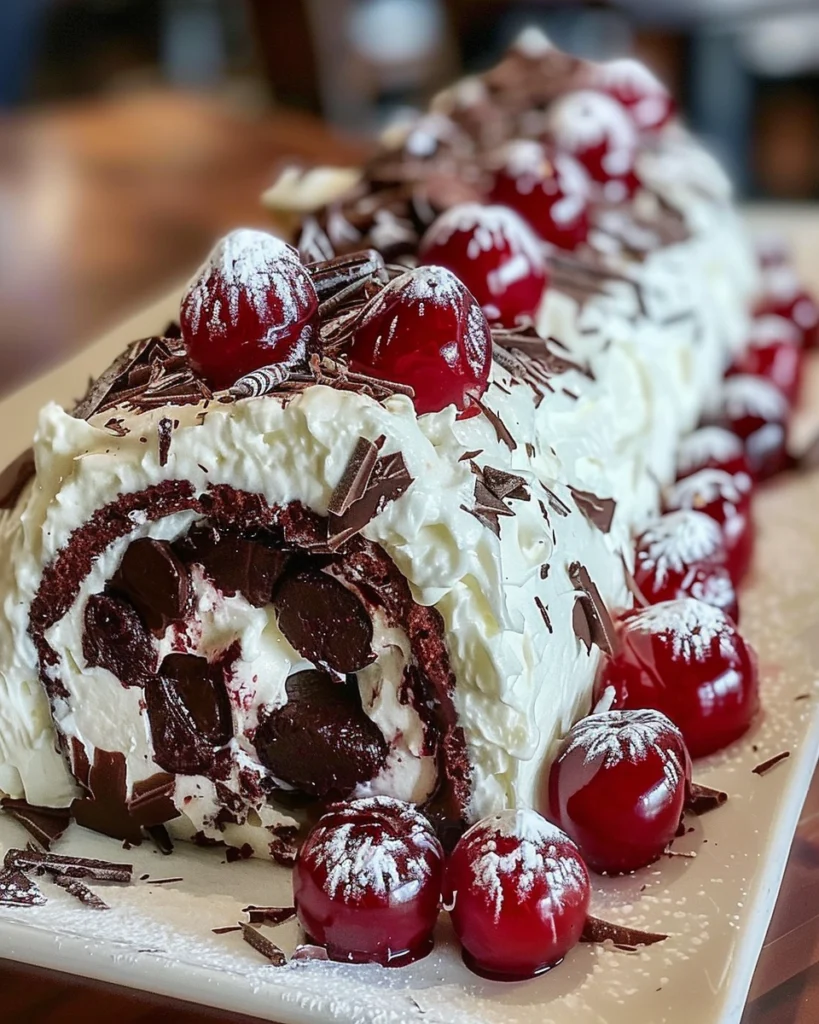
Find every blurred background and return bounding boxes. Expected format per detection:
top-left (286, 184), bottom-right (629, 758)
top-left (1, 0), bottom-right (818, 393)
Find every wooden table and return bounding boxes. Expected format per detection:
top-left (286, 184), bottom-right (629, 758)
top-left (0, 90), bottom-right (816, 1023)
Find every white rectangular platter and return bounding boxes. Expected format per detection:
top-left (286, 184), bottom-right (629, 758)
top-left (0, 209), bottom-right (817, 1024)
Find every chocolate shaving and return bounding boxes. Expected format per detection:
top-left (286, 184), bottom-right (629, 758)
top-left (6, 848), bottom-right (133, 884)
top-left (483, 466), bottom-right (530, 502)
top-left (127, 772), bottom-right (179, 828)
top-left (328, 435), bottom-right (382, 516)
top-left (0, 867), bottom-right (47, 907)
top-left (328, 450), bottom-right (413, 550)
top-left (241, 923), bottom-right (287, 966)
top-left (687, 782), bottom-right (728, 815)
top-left (581, 915), bottom-right (667, 948)
top-left (752, 751), bottom-right (790, 776)
top-left (568, 562), bottom-right (618, 657)
top-left (539, 564), bottom-right (550, 580)
top-left (243, 905), bottom-right (297, 926)
top-left (1, 800), bottom-right (71, 850)
top-left (621, 553), bottom-right (649, 608)
top-left (459, 449), bottom-right (483, 462)
top-left (569, 486), bottom-right (616, 533)
top-left (157, 417), bottom-right (173, 467)
top-left (146, 824), bottom-right (174, 855)
top-left (795, 693), bottom-right (811, 701)
top-left (104, 418), bottom-right (128, 437)
top-left (473, 396), bottom-right (517, 452)
top-left (0, 448), bottom-right (35, 510)
top-left (534, 596), bottom-right (553, 634)
top-left (306, 250), bottom-right (387, 299)
top-left (144, 876), bottom-right (184, 885)
top-left (542, 486), bottom-right (570, 517)
top-left (53, 874), bottom-right (109, 910)
top-left (213, 925), bottom-right (242, 935)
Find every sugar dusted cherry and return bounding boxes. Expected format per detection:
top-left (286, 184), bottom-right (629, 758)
top-left (546, 90), bottom-right (640, 200)
top-left (445, 809), bottom-right (590, 980)
top-left (348, 265), bottom-right (492, 415)
top-left (728, 314), bottom-right (803, 404)
top-left (676, 426), bottom-right (749, 481)
top-left (718, 375), bottom-right (791, 481)
top-left (181, 229), bottom-right (319, 389)
top-left (757, 263), bottom-right (819, 350)
top-left (293, 796), bottom-right (444, 966)
top-left (664, 468), bottom-right (754, 583)
top-left (490, 140), bottom-right (592, 251)
top-left (634, 510), bottom-right (738, 623)
top-left (592, 58), bottom-right (676, 131)
top-left (596, 599), bottom-right (759, 758)
top-left (419, 203), bottom-right (547, 327)
top-left (548, 709), bottom-right (691, 874)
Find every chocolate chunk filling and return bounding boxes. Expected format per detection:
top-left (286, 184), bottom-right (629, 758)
top-left (145, 653), bottom-right (233, 776)
top-left (255, 669), bottom-right (388, 798)
top-left (111, 538), bottom-right (190, 635)
top-left (82, 593), bottom-right (156, 687)
top-left (273, 567), bottom-right (375, 674)
top-left (177, 525), bottom-right (290, 607)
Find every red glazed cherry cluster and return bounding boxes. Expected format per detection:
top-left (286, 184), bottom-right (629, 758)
top-left (548, 708), bottom-right (691, 874)
top-left (591, 58), bottom-right (676, 131)
top-left (634, 510), bottom-right (738, 622)
top-left (294, 798), bottom-right (590, 980)
top-left (419, 203), bottom-right (547, 327)
top-left (595, 598), bottom-right (759, 758)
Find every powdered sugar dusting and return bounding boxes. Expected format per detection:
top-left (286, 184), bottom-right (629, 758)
top-left (637, 510), bottom-right (722, 587)
top-left (423, 203), bottom-right (543, 273)
top-left (562, 709), bottom-right (685, 789)
top-left (676, 427), bottom-right (744, 477)
top-left (721, 375), bottom-right (789, 421)
top-left (463, 810), bottom-right (585, 922)
top-left (183, 228), bottom-right (314, 340)
top-left (666, 468), bottom-right (752, 511)
top-left (750, 313), bottom-right (800, 347)
top-left (548, 91), bottom-right (637, 176)
top-left (307, 796), bottom-right (441, 903)
top-left (628, 598), bottom-right (735, 663)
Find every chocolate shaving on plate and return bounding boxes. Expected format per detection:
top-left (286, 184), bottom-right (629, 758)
top-left (1, 799), bottom-right (71, 849)
top-left (0, 867), bottom-right (47, 907)
top-left (143, 876), bottom-right (184, 885)
top-left (243, 905), bottom-right (297, 926)
top-left (581, 915), bottom-right (667, 948)
top-left (687, 782), bottom-right (728, 815)
top-left (145, 823), bottom-right (174, 855)
top-left (6, 848), bottom-right (133, 883)
top-left (0, 448), bottom-right (35, 510)
top-left (53, 874), bottom-right (109, 910)
top-left (213, 925), bottom-right (242, 935)
top-left (752, 751), bottom-right (790, 776)
top-left (241, 923), bottom-right (287, 966)
top-left (569, 486), bottom-right (616, 534)
top-left (568, 561), bottom-right (618, 657)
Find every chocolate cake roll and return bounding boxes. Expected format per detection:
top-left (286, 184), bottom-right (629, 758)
top-left (0, 32), bottom-right (768, 853)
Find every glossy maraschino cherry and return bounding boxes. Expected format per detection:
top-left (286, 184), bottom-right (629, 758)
top-left (444, 809), bottom-right (590, 980)
top-left (676, 426), bottom-right (749, 481)
top-left (546, 90), bottom-right (640, 201)
top-left (634, 510), bottom-right (738, 623)
top-left (664, 468), bottom-right (754, 583)
top-left (728, 314), bottom-right (804, 405)
top-left (591, 59), bottom-right (676, 132)
top-left (717, 375), bottom-right (791, 481)
top-left (757, 262), bottom-right (819, 351)
top-left (347, 265), bottom-right (492, 415)
top-left (490, 140), bottom-right (592, 251)
top-left (293, 796), bottom-right (444, 966)
top-left (596, 599), bottom-right (759, 758)
top-left (419, 203), bottom-right (547, 327)
top-left (548, 709), bottom-right (691, 874)
top-left (181, 229), bottom-right (319, 389)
